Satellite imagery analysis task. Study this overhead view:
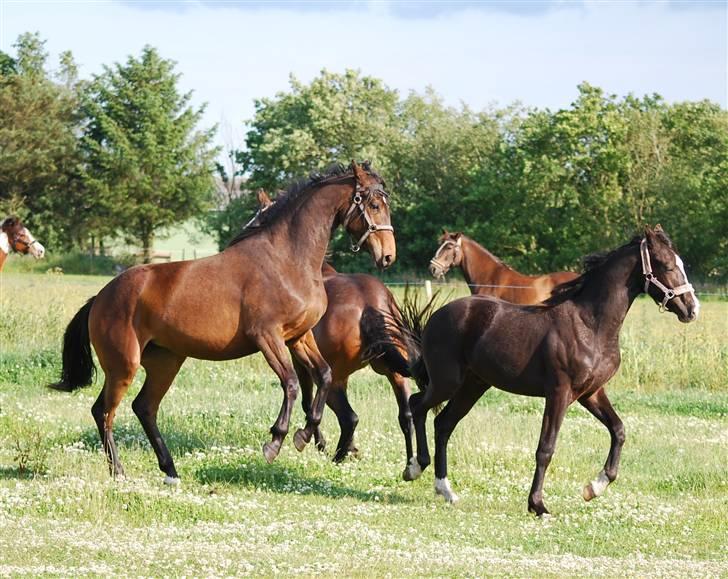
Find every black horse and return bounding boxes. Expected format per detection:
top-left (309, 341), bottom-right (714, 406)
top-left (386, 226), bottom-right (699, 515)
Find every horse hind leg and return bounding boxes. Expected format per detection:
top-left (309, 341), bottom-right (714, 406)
top-left (385, 372), bottom-right (413, 470)
top-left (325, 384), bottom-right (359, 463)
top-left (91, 363), bottom-right (138, 478)
top-left (578, 387), bottom-right (626, 501)
top-left (132, 345), bottom-right (185, 485)
top-left (433, 381), bottom-right (489, 503)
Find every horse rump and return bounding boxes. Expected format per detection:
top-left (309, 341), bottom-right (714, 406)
top-left (49, 297), bottom-right (96, 392)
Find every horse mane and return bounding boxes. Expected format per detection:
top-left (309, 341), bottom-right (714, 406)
top-left (226, 162), bottom-right (382, 247)
top-left (539, 230), bottom-right (675, 307)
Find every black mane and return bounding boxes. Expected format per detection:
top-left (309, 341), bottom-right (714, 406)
top-left (539, 230), bottom-right (675, 306)
top-left (226, 162), bottom-right (382, 247)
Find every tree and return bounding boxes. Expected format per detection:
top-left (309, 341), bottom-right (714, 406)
top-left (243, 69), bottom-right (400, 192)
top-left (0, 33), bottom-right (84, 249)
top-left (81, 46), bottom-right (218, 261)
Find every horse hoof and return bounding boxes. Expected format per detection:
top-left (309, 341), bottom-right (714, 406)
top-left (582, 483), bottom-right (596, 502)
top-left (528, 504), bottom-right (550, 517)
top-left (293, 429), bottom-right (310, 452)
top-left (262, 442), bottom-right (279, 464)
top-left (164, 476), bottom-right (181, 486)
top-left (434, 478), bottom-right (459, 504)
top-left (402, 457), bottom-right (422, 481)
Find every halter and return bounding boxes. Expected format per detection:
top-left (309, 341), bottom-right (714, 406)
top-left (639, 238), bottom-right (694, 312)
top-left (10, 234), bottom-right (38, 253)
top-left (430, 237), bottom-right (462, 273)
top-left (342, 182), bottom-right (394, 252)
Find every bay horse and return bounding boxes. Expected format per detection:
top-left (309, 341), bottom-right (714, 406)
top-left (255, 190), bottom-right (413, 465)
top-left (429, 231), bottom-right (577, 303)
top-left (388, 226), bottom-right (698, 515)
top-left (50, 161), bottom-right (396, 484)
top-left (0, 216), bottom-right (45, 271)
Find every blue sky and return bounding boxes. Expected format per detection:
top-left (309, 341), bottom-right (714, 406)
top-left (2, 0), bottom-right (726, 149)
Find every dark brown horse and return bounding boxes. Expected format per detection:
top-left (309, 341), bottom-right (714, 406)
top-left (255, 190), bottom-right (413, 465)
top-left (50, 162), bottom-right (396, 484)
top-left (389, 226), bottom-right (698, 515)
top-left (0, 216), bottom-right (45, 271)
top-left (429, 231), bottom-right (577, 303)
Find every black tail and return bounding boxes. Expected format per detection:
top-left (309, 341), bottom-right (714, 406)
top-left (360, 305), bottom-right (411, 377)
top-left (362, 286), bottom-right (442, 393)
top-left (49, 297), bottom-right (96, 392)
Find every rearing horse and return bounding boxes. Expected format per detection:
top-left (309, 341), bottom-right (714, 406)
top-left (51, 161), bottom-right (396, 484)
top-left (429, 231), bottom-right (577, 304)
top-left (0, 216), bottom-right (45, 271)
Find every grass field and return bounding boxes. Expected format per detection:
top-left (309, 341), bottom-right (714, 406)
top-left (0, 272), bottom-right (726, 576)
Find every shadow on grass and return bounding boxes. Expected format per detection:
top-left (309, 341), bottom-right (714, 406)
top-left (195, 460), bottom-right (412, 504)
top-left (0, 466), bottom-right (40, 480)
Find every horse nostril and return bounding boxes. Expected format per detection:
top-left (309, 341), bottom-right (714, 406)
top-left (383, 254), bottom-right (393, 268)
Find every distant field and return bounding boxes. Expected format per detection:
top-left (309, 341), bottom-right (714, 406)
top-left (0, 273), bottom-right (726, 576)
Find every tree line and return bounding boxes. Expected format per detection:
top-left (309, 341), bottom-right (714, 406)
top-left (1, 33), bottom-right (725, 280)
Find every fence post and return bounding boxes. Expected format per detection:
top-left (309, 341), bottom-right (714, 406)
top-left (425, 280), bottom-right (433, 300)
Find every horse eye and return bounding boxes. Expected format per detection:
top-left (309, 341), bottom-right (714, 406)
top-left (371, 203), bottom-right (380, 211)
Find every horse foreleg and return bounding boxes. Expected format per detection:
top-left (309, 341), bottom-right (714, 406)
top-left (257, 334), bottom-right (299, 463)
top-left (578, 387), bottom-right (626, 501)
top-left (288, 330), bottom-right (332, 452)
top-left (293, 358), bottom-right (326, 452)
top-left (528, 390), bottom-right (570, 516)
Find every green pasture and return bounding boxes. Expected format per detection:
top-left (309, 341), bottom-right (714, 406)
top-left (0, 273), bottom-right (726, 576)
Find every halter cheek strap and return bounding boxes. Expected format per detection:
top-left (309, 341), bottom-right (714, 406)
top-left (640, 238), bottom-right (694, 312)
top-left (430, 237), bottom-right (462, 272)
top-left (342, 183), bottom-right (394, 252)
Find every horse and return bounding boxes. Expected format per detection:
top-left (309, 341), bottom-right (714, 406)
top-left (254, 190), bottom-right (413, 465)
top-left (50, 161), bottom-right (396, 484)
top-left (0, 216), bottom-right (45, 271)
top-left (429, 231), bottom-right (578, 303)
top-left (387, 226), bottom-right (699, 515)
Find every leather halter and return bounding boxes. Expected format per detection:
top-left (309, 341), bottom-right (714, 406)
top-left (342, 182), bottom-right (393, 252)
top-left (430, 237), bottom-right (462, 272)
top-left (640, 237), bottom-right (694, 312)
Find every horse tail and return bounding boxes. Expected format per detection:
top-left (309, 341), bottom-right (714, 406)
top-left (362, 286), bottom-right (441, 393)
top-left (360, 304), bottom-right (411, 378)
top-left (49, 297), bottom-right (96, 392)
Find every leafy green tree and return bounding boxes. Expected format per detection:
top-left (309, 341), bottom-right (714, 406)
top-left (0, 33), bottom-right (84, 248)
top-left (243, 69), bottom-right (399, 192)
top-left (81, 46), bottom-right (218, 261)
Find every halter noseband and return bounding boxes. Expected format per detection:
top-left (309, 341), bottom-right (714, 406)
top-left (639, 237), bottom-right (694, 312)
top-left (342, 182), bottom-right (394, 252)
top-left (430, 237), bottom-right (462, 273)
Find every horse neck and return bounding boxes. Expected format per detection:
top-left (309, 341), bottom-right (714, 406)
top-left (460, 238), bottom-right (507, 287)
top-left (266, 180), bottom-right (353, 273)
top-left (572, 245), bottom-right (643, 338)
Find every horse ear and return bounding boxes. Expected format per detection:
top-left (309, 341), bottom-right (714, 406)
top-left (654, 223), bottom-right (663, 232)
top-left (441, 228), bottom-right (449, 235)
top-left (351, 159), bottom-right (368, 184)
top-left (256, 189), bottom-right (272, 209)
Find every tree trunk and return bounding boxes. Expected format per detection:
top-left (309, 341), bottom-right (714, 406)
top-left (141, 231), bottom-right (154, 264)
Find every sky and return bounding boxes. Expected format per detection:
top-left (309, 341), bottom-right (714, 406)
top-left (1, 0), bottom-right (726, 149)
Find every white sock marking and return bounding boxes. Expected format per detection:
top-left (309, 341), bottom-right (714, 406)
top-left (164, 476), bottom-right (181, 486)
top-left (590, 470), bottom-right (610, 497)
top-left (435, 477), bottom-right (459, 503)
